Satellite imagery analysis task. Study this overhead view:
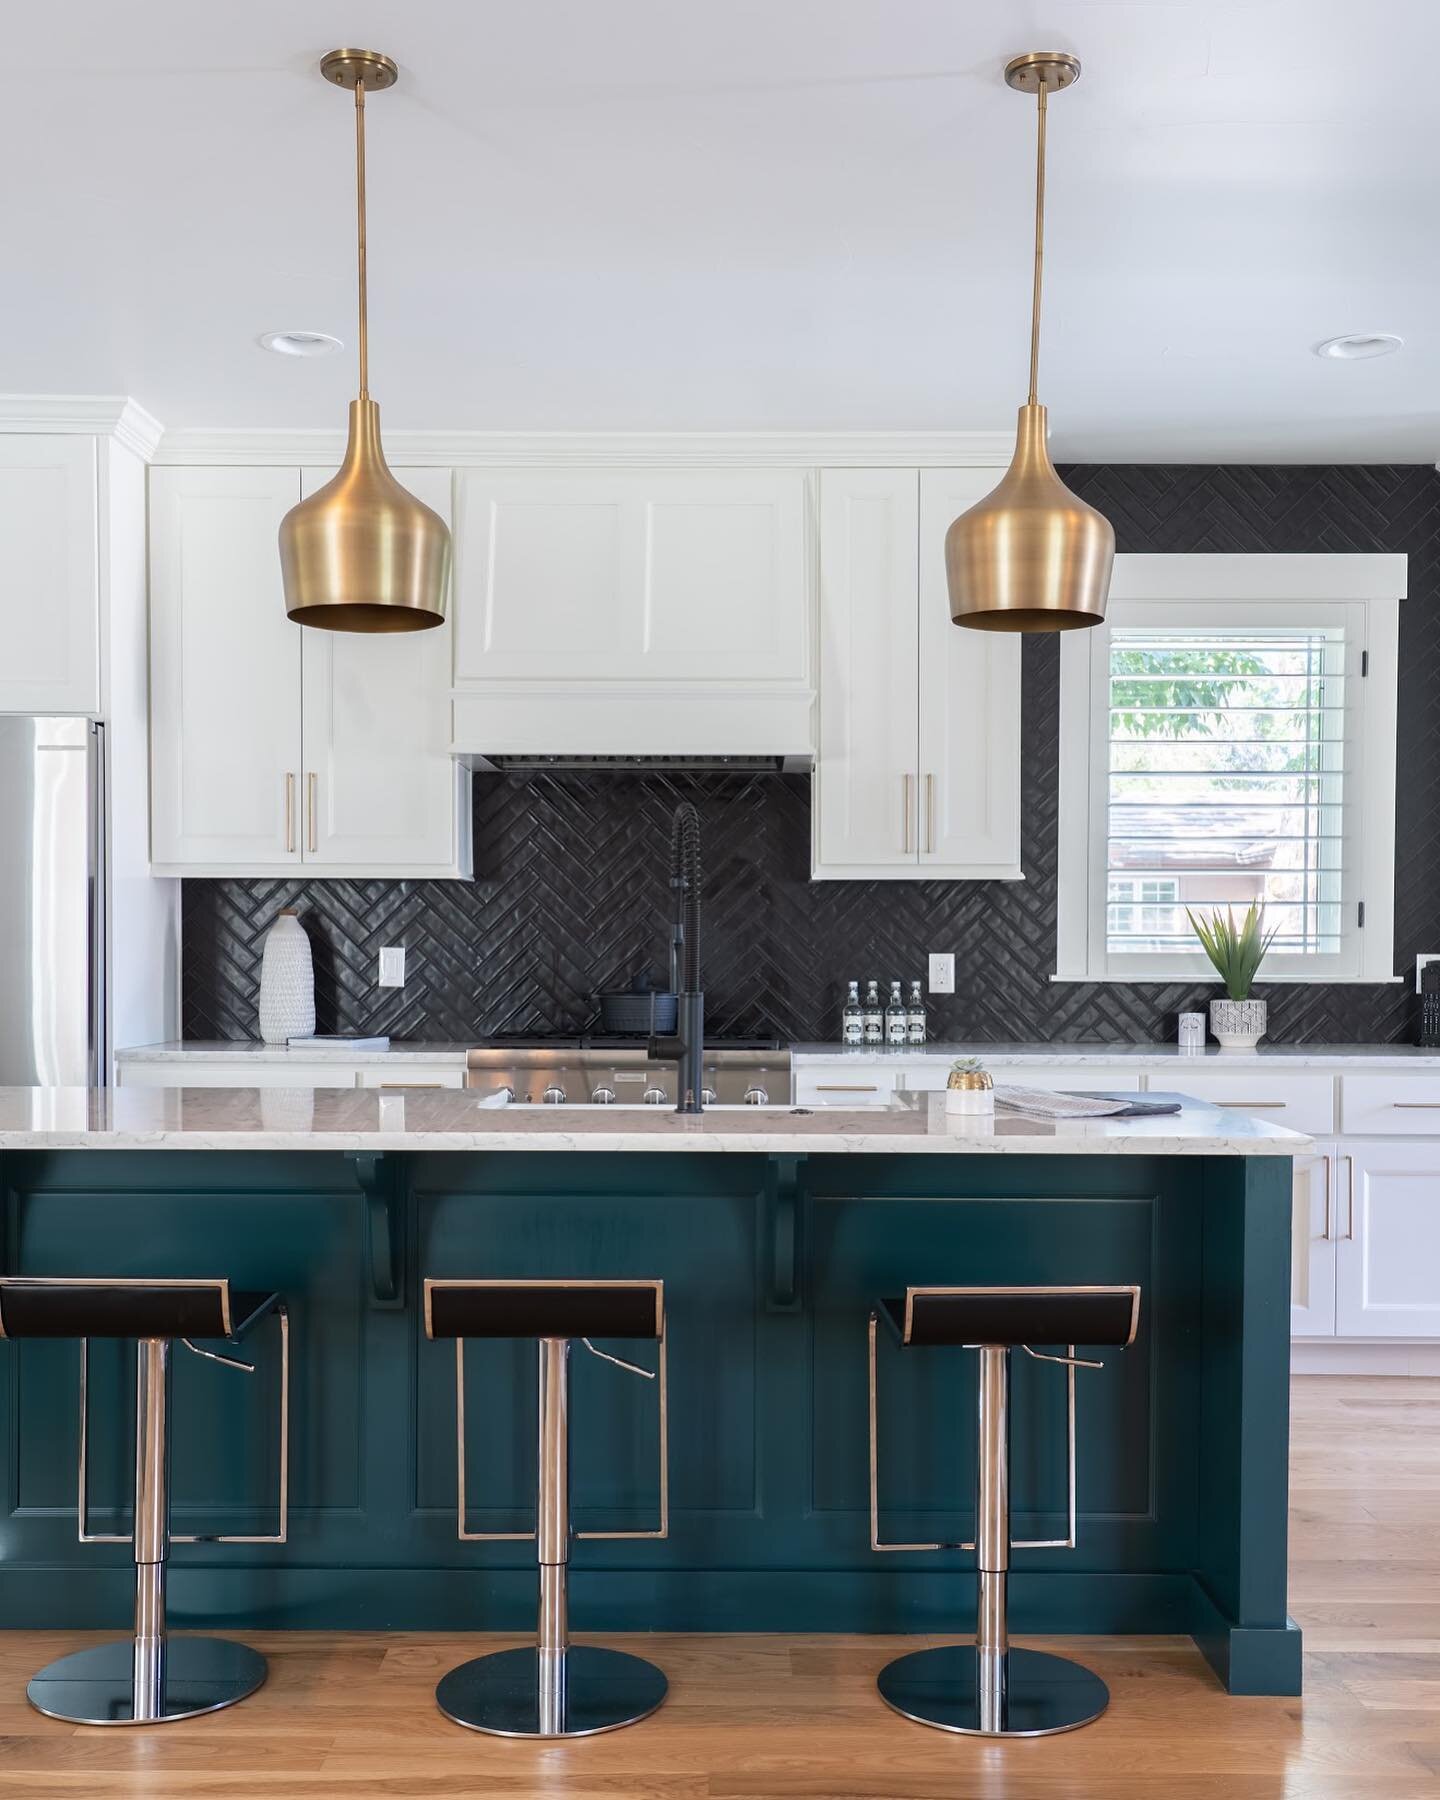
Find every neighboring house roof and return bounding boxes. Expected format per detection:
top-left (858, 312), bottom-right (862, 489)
top-left (1109, 805), bottom-right (1280, 872)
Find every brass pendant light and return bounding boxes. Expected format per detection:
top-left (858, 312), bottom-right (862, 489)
top-left (280, 49), bottom-right (450, 632)
top-left (947, 52), bottom-right (1113, 633)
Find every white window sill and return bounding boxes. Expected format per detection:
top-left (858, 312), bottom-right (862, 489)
top-left (1050, 972), bottom-right (1404, 987)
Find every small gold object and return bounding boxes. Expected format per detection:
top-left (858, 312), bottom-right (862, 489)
top-left (947, 1059), bottom-right (994, 1092)
top-left (280, 50), bottom-right (450, 633)
top-left (947, 51), bottom-right (1114, 633)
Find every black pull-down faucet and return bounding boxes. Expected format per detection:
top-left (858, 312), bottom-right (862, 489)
top-left (648, 802), bottom-right (705, 1113)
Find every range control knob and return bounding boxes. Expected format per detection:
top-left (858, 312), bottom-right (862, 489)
top-left (742, 1085), bottom-right (769, 1106)
top-left (642, 1086), bottom-right (669, 1105)
top-left (700, 1087), bottom-right (718, 1107)
top-left (541, 1084), bottom-right (567, 1105)
top-left (591, 1086), bottom-right (617, 1105)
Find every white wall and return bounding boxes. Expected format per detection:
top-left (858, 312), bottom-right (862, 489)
top-left (102, 438), bottom-right (178, 1064)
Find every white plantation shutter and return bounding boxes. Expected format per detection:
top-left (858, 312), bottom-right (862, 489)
top-left (1105, 625), bottom-right (1346, 956)
top-left (1054, 558), bottom-right (1402, 985)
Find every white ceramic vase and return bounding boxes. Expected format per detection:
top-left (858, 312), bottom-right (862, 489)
top-left (258, 910), bottom-right (315, 1045)
top-left (1209, 997), bottom-right (1267, 1051)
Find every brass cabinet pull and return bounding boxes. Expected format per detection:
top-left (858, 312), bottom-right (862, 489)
top-left (902, 774), bottom-right (914, 855)
top-left (816, 1083), bottom-right (881, 1093)
top-left (1390, 1102), bottom-right (1440, 1108)
top-left (1344, 1153), bottom-right (1356, 1240)
top-left (306, 773), bottom-right (318, 854)
top-left (1320, 1152), bottom-right (1332, 1242)
top-left (925, 773), bottom-right (935, 854)
top-left (284, 773), bottom-right (296, 853)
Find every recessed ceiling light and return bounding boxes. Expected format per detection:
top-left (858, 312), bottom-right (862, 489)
top-left (1313, 333), bottom-right (1403, 361)
top-left (259, 330), bottom-right (343, 358)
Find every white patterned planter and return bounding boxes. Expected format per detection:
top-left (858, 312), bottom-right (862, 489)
top-left (1209, 998), bottom-right (1267, 1051)
top-left (258, 911), bottom-right (316, 1044)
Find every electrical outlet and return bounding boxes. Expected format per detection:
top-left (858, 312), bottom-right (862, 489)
top-left (928, 952), bottom-right (955, 995)
top-left (378, 946), bottom-right (406, 988)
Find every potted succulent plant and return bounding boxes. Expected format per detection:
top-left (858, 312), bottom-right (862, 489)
top-left (1186, 903), bottom-right (1279, 1050)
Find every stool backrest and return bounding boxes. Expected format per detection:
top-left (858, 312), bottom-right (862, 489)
top-left (0, 1278), bottom-right (234, 1341)
top-left (900, 1285), bottom-right (1140, 1349)
top-left (424, 1279), bottom-right (663, 1342)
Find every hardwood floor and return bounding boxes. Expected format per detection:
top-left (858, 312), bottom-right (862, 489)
top-left (1, 1376), bottom-right (1436, 1799)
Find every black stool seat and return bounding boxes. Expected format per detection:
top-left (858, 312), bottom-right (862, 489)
top-left (424, 1279), bottom-right (663, 1342)
top-left (0, 1278), bottom-right (278, 1343)
top-left (879, 1285), bottom-right (1139, 1349)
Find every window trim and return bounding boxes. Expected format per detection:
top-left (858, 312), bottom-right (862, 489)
top-left (1055, 554), bottom-right (1405, 986)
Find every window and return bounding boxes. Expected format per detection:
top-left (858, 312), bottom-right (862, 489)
top-left (1056, 555), bottom-right (1403, 984)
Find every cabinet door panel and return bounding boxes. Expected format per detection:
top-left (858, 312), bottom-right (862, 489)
top-left (300, 467), bottom-right (466, 873)
top-left (454, 470), bottom-right (807, 686)
top-left (0, 436), bottom-right (98, 713)
top-left (917, 471), bottom-right (1022, 874)
top-left (149, 467), bottom-right (302, 867)
top-left (813, 470), bottom-right (919, 872)
top-left (1291, 1147), bottom-right (1337, 1337)
top-left (1336, 1142), bottom-right (1440, 1337)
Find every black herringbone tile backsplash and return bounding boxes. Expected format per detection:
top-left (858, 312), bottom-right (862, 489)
top-left (182, 465), bottom-right (1440, 1046)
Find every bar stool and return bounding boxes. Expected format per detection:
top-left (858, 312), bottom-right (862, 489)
top-left (868, 1283), bottom-right (1140, 1737)
top-left (424, 1277), bottom-right (668, 1739)
top-left (0, 1276), bottom-right (289, 1726)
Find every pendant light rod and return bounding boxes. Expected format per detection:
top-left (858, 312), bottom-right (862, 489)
top-left (1028, 82), bottom-right (1047, 406)
top-left (354, 81), bottom-right (369, 398)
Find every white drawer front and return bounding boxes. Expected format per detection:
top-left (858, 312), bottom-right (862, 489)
top-left (1342, 1074), bottom-right (1440, 1136)
top-left (357, 1065), bottom-right (464, 1089)
top-left (990, 1064), bottom-right (1143, 1095)
top-left (795, 1069), bottom-right (898, 1107)
top-left (118, 1062), bottom-right (361, 1089)
top-left (1162, 1069), bottom-right (1335, 1134)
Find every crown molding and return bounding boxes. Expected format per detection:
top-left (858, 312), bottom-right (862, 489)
top-left (151, 427), bottom-right (1015, 469)
top-left (0, 395), bottom-right (165, 461)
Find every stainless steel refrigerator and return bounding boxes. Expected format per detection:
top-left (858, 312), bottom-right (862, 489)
top-left (0, 717), bottom-right (106, 1086)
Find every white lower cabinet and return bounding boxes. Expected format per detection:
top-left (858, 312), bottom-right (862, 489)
top-left (1291, 1145), bottom-right (1339, 1338)
top-left (1334, 1140), bottom-right (1440, 1338)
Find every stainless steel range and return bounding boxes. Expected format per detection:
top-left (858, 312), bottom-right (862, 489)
top-left (466, 1040), bottom-right (792, 1108)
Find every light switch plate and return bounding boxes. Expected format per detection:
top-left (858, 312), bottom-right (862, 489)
top-left (378, 946), bottom-right (406, 988)
top-left (928, 952), bottom-right (955, 995)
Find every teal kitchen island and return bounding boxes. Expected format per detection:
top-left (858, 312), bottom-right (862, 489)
top-left (0, 1086), bottom-right (1306, 1695)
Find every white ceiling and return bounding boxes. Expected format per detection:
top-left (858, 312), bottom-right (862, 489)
top-left (4, 0), bottom-right (1437, 459)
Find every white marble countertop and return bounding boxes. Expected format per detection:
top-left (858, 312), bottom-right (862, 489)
top-left (0, 1087), bottom-right (1310, 1155)
top-left (117, 1039), bottom-right (1438, 1071)
top-left (791, 1041), bottom-right (1439, 1068)
top-left (116, 1040), bottom-right (473, 1065)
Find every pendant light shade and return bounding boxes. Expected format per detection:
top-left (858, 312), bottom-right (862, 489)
top-left (948, 53), bottom-right (1113, 634)
top-left (281, 50), bottom-right (450, 633)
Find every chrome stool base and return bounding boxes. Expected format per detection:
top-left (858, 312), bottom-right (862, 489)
top-left (878, 1644), bottom-right (1109, 1738)
top-left (27, 1637), bottom-right (267, 1726)
top-left (436, 1645), bottom-right (668, 1739)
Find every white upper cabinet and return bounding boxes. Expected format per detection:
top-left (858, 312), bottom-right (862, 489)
top-left (0, 436), bottom-right (99, 714)
top-left (451, 469), bottom-right (814, 757)
top-left (813, 468), bottom-right (1022, 879)
top-left (814, 470), bottom-right (920, 866)
top-left (150, 466), bottom-right (303, 869)
top-left (917, 472), bottom-right (1022, 873)
top-left (299, 467), bottom-right (470, 875)
top-left (150, 466), bottom-right (469, 877)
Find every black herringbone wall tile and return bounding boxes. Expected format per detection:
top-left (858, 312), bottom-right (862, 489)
top-left (182, 465), bottom-right (1440, 1046)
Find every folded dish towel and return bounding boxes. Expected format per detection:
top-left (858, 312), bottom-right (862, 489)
top-left (991, 1086), bottom-right (1134, 1120)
